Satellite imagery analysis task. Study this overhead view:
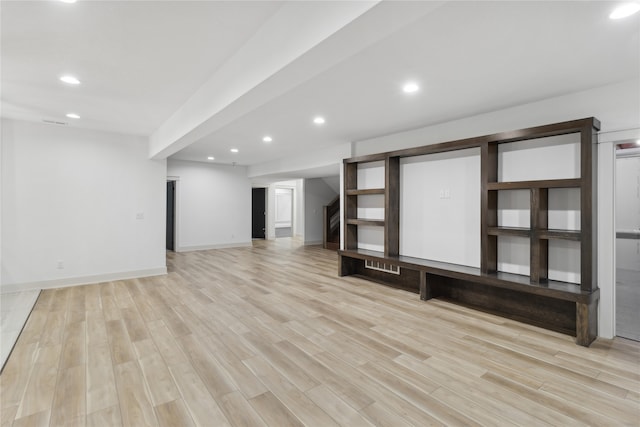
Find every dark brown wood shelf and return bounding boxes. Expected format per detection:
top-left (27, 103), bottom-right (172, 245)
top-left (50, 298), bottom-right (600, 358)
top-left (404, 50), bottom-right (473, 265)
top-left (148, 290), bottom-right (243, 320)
top-left (539, 229), bottom-right (582, 241)
top-left (341, 117), bottom-right (600, 346)
top-left (487, 227), bottom-right (581, 241)
top-left (487, 178), bottom-right (581, 190)
top-left (339, 248), bottom-right (596, 303)
top-left (343, 153), bottom-right (388, 164)
top-left (487, 226), bottom-right (531, 238)
top-left (346, 188), bottom-right (385, 195)
top-left (617, 230), bottom-right (640, 240)
top-left (346, 218), bottom-right (385, 226)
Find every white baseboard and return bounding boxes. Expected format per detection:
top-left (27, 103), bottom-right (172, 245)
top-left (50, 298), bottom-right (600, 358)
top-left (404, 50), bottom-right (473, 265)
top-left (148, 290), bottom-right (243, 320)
top-left (304, 240), bottom-right (323, 246)
top-left (176, 241), bottom-right (252, 252)
top-left (0, 267), bottom-right (167, 294)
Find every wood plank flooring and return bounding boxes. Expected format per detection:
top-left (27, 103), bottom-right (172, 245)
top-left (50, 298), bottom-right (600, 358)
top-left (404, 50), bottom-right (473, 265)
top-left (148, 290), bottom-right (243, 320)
top-left (1, 238), bottom-right (639, 426)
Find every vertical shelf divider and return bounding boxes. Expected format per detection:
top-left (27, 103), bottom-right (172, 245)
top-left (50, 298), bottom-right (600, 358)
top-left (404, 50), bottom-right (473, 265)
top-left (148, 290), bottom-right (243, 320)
top-left (481, 142), bottom-right (498, 274)
top-left (580, 120), bottom-right (598, 293)
top-left (344, 162), bottom-right (358, 251)
top-left (530, 188), bottom-right (549, 283)
top-left (385, 156), bottom-right (400, 258)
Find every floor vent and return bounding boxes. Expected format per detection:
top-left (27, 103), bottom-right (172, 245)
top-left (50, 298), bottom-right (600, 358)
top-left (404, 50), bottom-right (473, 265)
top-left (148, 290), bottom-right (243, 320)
top-left (365, 260), bottom-right (400, 275)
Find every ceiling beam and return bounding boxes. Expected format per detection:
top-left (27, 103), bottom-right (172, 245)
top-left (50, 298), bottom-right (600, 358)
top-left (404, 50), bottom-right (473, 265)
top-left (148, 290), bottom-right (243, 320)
top-left (149, 0), bottom-right (446, 160)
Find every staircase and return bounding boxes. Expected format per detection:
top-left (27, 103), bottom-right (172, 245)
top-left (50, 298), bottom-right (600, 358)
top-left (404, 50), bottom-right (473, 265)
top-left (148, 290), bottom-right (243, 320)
top-left (323, 196), bottom-right (340, 251)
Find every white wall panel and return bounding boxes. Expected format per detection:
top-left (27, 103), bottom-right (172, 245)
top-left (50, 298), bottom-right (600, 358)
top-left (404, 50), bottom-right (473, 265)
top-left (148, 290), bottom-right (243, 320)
top-left (357, 161), bottom-right (384, 189)
top-left (399, 148), bottom-right (480, 267)
top-left (498, 133), bottom-right (580, 182)
top-left (2, 119), bottom-right (166, 289)
top-left (167, 160), bottom-right (251, 251)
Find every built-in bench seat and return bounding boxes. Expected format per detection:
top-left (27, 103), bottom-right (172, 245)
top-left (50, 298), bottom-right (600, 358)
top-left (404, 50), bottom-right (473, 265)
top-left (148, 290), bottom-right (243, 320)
top-left (339, 249), bottom-right (599, 346)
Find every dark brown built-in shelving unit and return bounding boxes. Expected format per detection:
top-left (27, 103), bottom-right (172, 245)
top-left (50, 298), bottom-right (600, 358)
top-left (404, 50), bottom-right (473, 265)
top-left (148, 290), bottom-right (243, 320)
top-left (345, 188), bottom-right (386, 195)
top-left (339, 117), bottom-right (600, 346)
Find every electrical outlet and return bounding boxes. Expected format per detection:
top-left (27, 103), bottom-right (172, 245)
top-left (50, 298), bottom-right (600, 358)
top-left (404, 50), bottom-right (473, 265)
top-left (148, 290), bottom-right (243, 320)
top-left (136, 212), bottom-right (144, 220)
top-left (444, 189), bottom-right (451, 199)
top-left (57, 261), bottom-right (64, 269)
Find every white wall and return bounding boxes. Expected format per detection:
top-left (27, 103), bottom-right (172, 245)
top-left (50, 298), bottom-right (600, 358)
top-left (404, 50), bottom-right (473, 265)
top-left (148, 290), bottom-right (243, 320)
top-left (353, 79), bottom-right (639, 156)
top-left (267, 184), bottom-right (276, 240)
top-left (248, 143), bottom-right (350, 181)
top-left (321, 176), bottom-right (340, 193)
top-left (265, 180), bottom-right (304, 240)
top-left (167, 160), bottom-right (251, 251)
top-left (0, 120), bottom-right (3, 289)
top-left (275, 188), bottom-right (293, 228)
top-left (1, 119), bottom-right (166, 292)
top-left (616, 156), bottom-right (640, 270)
top-left (295, 179), bottom-right (304, 237)
top-left (267, 179), bottom-right (304, 240)
top-left (400, 149), bottom-right (481, 267)
top-left (303, 178), bottom-right (338, 245)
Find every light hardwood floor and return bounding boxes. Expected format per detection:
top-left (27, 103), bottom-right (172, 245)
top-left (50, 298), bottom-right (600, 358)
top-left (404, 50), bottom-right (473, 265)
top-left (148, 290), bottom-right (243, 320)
top-left (1, 239), bottom-right (639, 426)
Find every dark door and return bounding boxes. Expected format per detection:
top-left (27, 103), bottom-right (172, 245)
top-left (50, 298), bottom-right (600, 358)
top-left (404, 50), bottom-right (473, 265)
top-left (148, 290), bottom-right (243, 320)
top-left (252, 188), bottom-right (266, 239)
top-left (166, 181), bottom-right (176, 251)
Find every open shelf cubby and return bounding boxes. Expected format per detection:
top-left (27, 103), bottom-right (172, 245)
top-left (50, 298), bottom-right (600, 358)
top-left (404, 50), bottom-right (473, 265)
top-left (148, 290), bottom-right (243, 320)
top-left (339, 117), bottom-right (600, 346)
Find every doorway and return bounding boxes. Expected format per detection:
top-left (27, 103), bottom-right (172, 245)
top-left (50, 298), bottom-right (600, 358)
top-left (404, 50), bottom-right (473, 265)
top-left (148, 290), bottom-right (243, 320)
top-left (166, 180), bottom-right (176, 251)
top-left (615, 144), bottom-right (640, 341)
top-left (275, 188), bottom-right (293, 238)
top-left (252, 188), bottom-right (266, 239)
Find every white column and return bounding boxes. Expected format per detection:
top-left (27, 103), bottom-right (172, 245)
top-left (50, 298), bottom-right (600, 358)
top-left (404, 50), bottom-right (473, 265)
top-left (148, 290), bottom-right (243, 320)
top-left (597, 141), bottom-right (616, 338)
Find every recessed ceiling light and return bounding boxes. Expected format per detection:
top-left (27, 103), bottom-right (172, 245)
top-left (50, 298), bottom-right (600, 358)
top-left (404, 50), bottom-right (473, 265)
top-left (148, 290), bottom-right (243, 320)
top-left (60, 0), bottom-right (77, 3)
top-left (207, 156), bottom-right (215, 160)
top-left (65, 113), bottom-right (80, 119)
top-left (610, 3), bottom-right (640, 19)
top-left (313, 116), bottom-right (325, 125)
top-left (263, 136), bottom-right (273, 143)
top-left (230, 148), bottom-right (239, 153)
top-left (636, 139), bottom-right (640, 146)
top-left (402, 82), bottom-right (420, 93)
top-left (60, 75), bottom-right (80, 85)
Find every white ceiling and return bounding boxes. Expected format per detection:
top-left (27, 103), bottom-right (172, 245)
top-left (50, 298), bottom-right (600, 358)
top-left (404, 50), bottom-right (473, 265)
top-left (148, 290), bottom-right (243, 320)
top-left (1, 0), bottom-right (282, 135)
top-left (2, 1), bottom-right (639, 172)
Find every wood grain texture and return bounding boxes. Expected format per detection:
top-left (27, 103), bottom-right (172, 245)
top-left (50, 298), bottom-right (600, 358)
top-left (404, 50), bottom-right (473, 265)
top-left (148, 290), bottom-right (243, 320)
top-left (249, 391), bottom-right (304, 427)
top-left (113, 360), bottom-right (158, 426)
top-left (50, 364), bottom-right (85, 426)
top-left (0, 239), bottom-right (638, 426)
top-left (14, 344), bottom-right (59, 419)
top-left (86, 405), bottom-right (122, 427)
top-left (154, 399), bottom-right (195, 427)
